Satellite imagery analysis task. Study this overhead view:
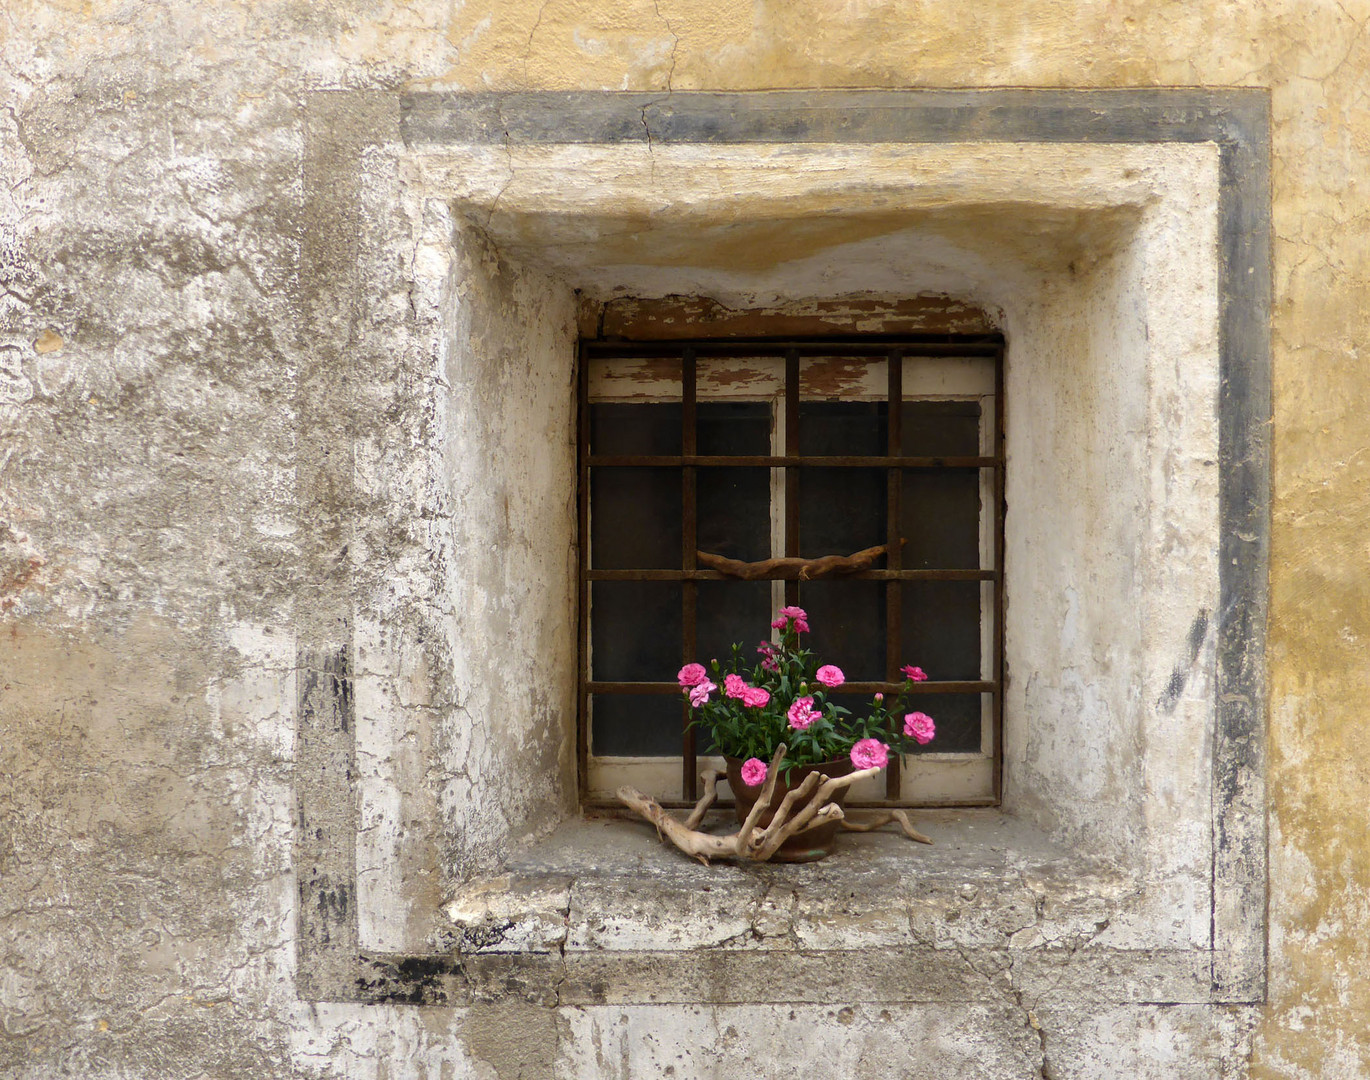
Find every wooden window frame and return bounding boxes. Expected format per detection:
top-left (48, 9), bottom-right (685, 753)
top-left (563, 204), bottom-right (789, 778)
top-left (578, 334), bottom-right (1006, 810)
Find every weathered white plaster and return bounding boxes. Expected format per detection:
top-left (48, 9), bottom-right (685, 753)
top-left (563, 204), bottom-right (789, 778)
top-left (381, 141), bottom-right (1222, 957)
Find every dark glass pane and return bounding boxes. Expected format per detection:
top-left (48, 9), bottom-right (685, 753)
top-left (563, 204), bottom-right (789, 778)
top-left (696, 401), bottom-right (772, 562)
top-left (900, 471), bottom-right (981, 569)
top-left (697, 467), bottom-right (769, 563)
top-left (797, 400), bottom-right (888, 456)
top-left (590, 468), bottom-right (681, 569)
top-left (799, 580), bottom-right (885, 682)
top-left (591, 694), bottom-right (682, 756)
top-left (798, 468), bottom-right (887, 555)
top-left (696, 580), bottom-right (773, 671)
top-left (590, 402), bottom-right (682, 455)
top-left (900, 580), bottom-right (982, 682)
top-left (590, 582), bottom-right (681, 682)
top-left (900, 400), bottom-right (981, 456)
top-left (698, 401), bottom-right (770, 455)
top-left (901, 693), bottom-right (984, 755)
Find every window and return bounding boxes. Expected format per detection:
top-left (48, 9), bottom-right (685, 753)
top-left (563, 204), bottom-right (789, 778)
top-left (578, 334), bottom-right (1004, 808)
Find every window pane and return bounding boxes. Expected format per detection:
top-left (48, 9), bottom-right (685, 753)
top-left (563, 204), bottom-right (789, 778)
top-left (590, 582), bottom-right (681, 682)
top-left (901, 470), bottom-right (981, 569)
top-left (590, 467), bottom-right (681, 569)
top-left (798, 467), bottom-right (887, 556)
top-left (697, 402), bottom-right (772, 563)
top-left (697, 467), bottom-right (769, 564)
top-left (797, 400), bottom-right (888, 456)
top-left (590, 402), bottom-right (681, 455)
top-left (799, 580), bottom-right (886, 682)
top-left (698, 401), bottom-right (770, 455)
top-left (902, 693), bottom-right (984, 755)
top-left (900, 580), bottom-right (982, 682)
top-left (591, 694), bottom-right (682, 756)
top-left (696, 580), bottom-right (773, 671)
top-left (900, 400), bottom-right (981, 456)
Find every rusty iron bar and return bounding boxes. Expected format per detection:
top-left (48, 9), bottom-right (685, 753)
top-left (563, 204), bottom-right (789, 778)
top-left (784, 350), bottom-right (800, 610)
top-left (586, 679), bottom-right (996, 695)
top-left (886, 349), bottom-right (904, 800)
top-left (992, 341), bottom-right (1007, 802)
top-left (576, 340), bottom-right (591, 803)
top-left (587, 454), bottom-right (998, 468)
top-left (585, 568), bottom-right (998, 582)
top-left (681, 348), bottom-right (698, 801)
top-left (584, 339), bottom-right (1002, 359)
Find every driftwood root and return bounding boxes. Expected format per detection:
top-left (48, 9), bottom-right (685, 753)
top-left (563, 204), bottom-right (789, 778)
top-left (616, 744), bottom-right (931, 863)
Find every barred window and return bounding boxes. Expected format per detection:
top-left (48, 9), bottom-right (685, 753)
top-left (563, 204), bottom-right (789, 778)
top-left (579, 335), bottom-right (1004, 809)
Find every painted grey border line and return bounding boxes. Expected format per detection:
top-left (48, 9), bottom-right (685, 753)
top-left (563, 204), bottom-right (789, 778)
top-left (302, 88), bottom-right (1271, 1006)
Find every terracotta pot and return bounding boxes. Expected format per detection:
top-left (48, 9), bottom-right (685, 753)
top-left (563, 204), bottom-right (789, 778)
top-left (724, 755), bottom-right (854, 863)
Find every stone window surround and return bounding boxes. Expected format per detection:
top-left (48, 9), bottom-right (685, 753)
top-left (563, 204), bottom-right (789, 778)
top-left (292, 89), bottom-right (1270, 1009)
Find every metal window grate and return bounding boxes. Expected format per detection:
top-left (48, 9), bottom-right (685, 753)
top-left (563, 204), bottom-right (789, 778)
top-left (578, 335), bottom-right (1006, 809)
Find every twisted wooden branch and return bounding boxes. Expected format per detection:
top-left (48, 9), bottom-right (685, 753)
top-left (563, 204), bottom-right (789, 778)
top-left (696, 540), bottom-right (904, 581)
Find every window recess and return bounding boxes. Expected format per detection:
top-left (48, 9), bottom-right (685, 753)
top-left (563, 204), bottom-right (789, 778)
top-left (578, 335), bottom-right (1005, 810)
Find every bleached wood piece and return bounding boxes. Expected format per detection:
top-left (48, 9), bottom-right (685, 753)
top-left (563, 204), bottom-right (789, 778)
top-left (683, 770), bottom-right (722, 830)
top-left (840, 810), bottom-right (934, 845)
top-left (616, 745), bottom-right (928, 863)
top-left (748, 766), bottom-right (883, 860)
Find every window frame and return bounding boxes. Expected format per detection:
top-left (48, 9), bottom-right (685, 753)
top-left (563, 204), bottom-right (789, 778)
top-left (577, 334), bottom-right (1006, 810)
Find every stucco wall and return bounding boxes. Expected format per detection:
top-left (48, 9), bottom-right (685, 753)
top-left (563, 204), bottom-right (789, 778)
top-left (1, 3), bottom-right (1366, 1078)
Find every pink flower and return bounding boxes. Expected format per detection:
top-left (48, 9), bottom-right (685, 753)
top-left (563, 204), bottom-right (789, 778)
top-left (900, 664), bottom-right (928, 682)
top-left (757, 641), bottom-right (780, 673)
top-left (874, 693), bottom-right (884, 702)
top-left (787, 695), bottom-right (821, 731)
top-left (815, 664), bottom-right (845, 688)
top-left (742, 685), bottom-right (771, 708)
top-left (740, 757), bottom-right (768, 787)
top-left (771, 605), bottom-right (810, 633)
top-left (723, 673), bottom-right (748, 700)
top-left (850, 738), bottom-right (890, 771)
top-left (903, 711), bottom-right (936, 745)
top-left (678, 663), bottom-right (709, 688)
top-left (689, 680), bottom-right (716, 708)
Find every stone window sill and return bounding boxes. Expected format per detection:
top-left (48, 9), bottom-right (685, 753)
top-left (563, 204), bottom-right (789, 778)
top-left (437, 812), bottom-right (1214, 1008)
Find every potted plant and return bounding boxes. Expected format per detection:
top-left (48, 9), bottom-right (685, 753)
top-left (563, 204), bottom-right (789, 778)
top-left (617, 605), bottom-right (938, 863)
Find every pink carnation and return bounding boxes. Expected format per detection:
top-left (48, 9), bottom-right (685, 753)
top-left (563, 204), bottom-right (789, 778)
top-left (723, 673), bottom-right (748, 700)
top-left (900, 664), bottom-right (928, 682)
top-left (740, 757), bottom-right (768, 787)
top-left (678, 663), bottom-right (709, 688)
top-left (757, 641), bottom-right (780, 674)
top-left (741, 685), bottom-right (771, 708)
top-left (903, 711), bottom-right (936, 745)
top-left (787, 695), bottom-right (821, 731)
top-left (850, 738), bottom-right (890, 771)
top-left (689, 680), bottom-right (716, 707)
top-left (815, 664), bottom-right (845, 688)
top-left (771, 605), bottom-right (810, 633)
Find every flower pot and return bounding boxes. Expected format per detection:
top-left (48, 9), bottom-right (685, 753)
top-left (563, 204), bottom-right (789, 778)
top-left (724, 755), bottom-right (854, 863)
